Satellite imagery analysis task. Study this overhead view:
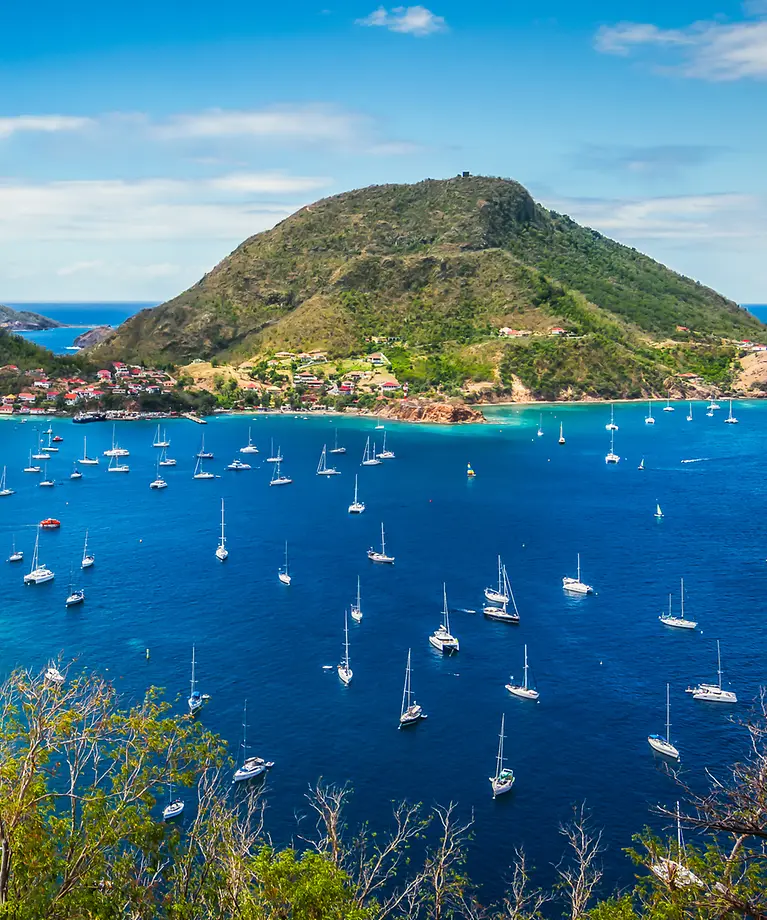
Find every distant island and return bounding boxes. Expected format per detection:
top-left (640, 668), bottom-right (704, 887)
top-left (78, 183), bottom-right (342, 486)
top-left (0, 303), bottom-right (64, 332)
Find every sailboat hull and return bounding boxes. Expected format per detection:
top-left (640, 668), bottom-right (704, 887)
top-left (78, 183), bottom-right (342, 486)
top-left (648, 735), bottom-right (680, 758)
top-left (483, 606), bottom-right (520, 623)
top-left (506, 684), bottom-right (539, 700)
top-left (337, 666), bottom-right (353, 685)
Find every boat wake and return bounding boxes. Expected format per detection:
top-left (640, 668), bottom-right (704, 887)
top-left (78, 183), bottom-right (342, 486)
top-left (454, 607), bottom-right (476, 615)
top-left (681, 458), bottom-right (710, 464)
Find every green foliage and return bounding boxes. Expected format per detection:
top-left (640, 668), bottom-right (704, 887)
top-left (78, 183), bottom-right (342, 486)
top-left (0, 329), bottom-right (96, 378)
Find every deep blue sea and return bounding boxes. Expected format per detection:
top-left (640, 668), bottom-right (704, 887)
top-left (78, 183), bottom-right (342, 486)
top-left (0, 405), bottom-right (764, 898)
top-left (9, 302), bottom-right (153, 354)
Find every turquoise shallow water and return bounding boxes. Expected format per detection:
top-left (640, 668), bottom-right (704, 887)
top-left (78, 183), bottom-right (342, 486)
top-left (0, 404), bottom-right (764, 896)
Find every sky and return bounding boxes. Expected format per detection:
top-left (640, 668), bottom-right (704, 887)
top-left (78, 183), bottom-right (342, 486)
top-left (2, 0), bottom-right (767, 303)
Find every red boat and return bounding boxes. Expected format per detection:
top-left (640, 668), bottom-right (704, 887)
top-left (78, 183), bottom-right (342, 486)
top-left (52, 435), bottom-right (63, 443)
top-left (40, 518), bottom-right (61, 530)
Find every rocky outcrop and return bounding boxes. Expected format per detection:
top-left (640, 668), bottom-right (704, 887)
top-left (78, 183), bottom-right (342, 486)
top-left (74, 326), bottom-right (113, 348)
top-left (0, 304), bottom-right (63, 331)
top-left (375, 399), bottom-right (485, 424)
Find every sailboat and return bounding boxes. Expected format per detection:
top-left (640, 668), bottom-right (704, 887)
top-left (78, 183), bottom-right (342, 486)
top-left (150, 459), bottom-right (168, 489)
top-left (23, 526), bottom-right (54, 584)
top-left (32, 433), bottom-right (50, 460)
top-left (269, 458), bottom-right (292, 485)
top-left (367, 522), bottom-right (394, 563)
top-left (103, 425), bottom-right (129, 457)
top-left (81, 531), bottom-right (95, 569)
top-left (162, 785), bottom-right (185, 821)
top-left (7, 536), bottom-right (23, 563)
top-left (558, 422), bottom-right (565, 445)
top-left (329, 428), bottom-right (346, 455)
top-left (44, 665), bottom-right (65, 685)
top-left (484, 555), bottom-right (509, 604)
top-left (192, 456), bottom-right (214, 480)
top-left (216, 500), bottom-right (229, 561)
top-left (361, 437), bottom-right (381, 466)
top-left (429, 585), bottom-right (460, 653)
top-left (79, 436), bottom-right (99, 465)
top-left (659, 581), bottom-right (697, 630)
top-left (378, 431), bottom-right (395, 459)
top-left (350, 576), bottom-right (362, 622)
top-left (39, 463), bottom-right (55, 487)
top-left (724, 399), bottom-right (738, 424)
top-left (65, 567), bottom-right (85, 607)
top-left (337, 611), bottom-right (353, 685)
top-left (70, 462), bottom-right (82, 480)
top-left (153, 424), bottom-right (170, 448)
top-left (651, 802), bottom-right (702, 887)
top-left (605, 428), bottom-right (620, 464)
top-left (537, 414), bottom-right (544, 437)
top-left (196, 434), bottom-right (214, 459)
top-left (654, 502), bottom-right (664, 519)
top-left (236, 426), bottom-right (259, 454)
top-left (687, 640), bottom-right (737, 703)
top-left (158, 446), bottom-right (176, 467)
top-left (645, 401), bottom-right (655, 424)
top-left (278, 541), bottom-right (291, 584)
top-left (663, 393), bottom-right (675, 412)
top-left (0, 466), bottom-right (14, 497)
top-left (348, 474), bottom-right (365, 514)
top-left (266, 439), bottom-right (283, 463)
top-left (506, 645), bottom-right (539, 700)
top-left (466, 462), bottom-right (476, 478)
top-left (399, 649), bottom-right (426, 727)
top-left (605, 403), bottom-right (618, 431)
top-left (316, 444), bottom-right (341, 476)
top-left (108, 453), bottom-right (130, 473)
top-left (483, 565), bottom-right (520, 623)
top-left (23, 451), bottom-right (41, 473)
top-left (638, 457), bottom-right (645, 471)
top-left (188, 646), bottom-right (203, 716)
top-left (686, 401), bottom-right (693, 422)
top-left (562, 553), bottom-right (594, 595)
top-left (232, 700), bottom-right (274, 782)
top-left (648, 683), bottom-right (679, 759)
top-left (706, 404), bottom-right (714, 417)
top-left (709, 398), bottom-right (721, 410)
top-left (489, 714), bottom-right (515, 798)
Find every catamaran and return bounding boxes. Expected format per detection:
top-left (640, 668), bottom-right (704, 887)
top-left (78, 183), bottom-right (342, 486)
top-left (651, 802), bottom-right (702, 887)
top-left (158, 446), bottom-right (176, 467)
top-left (399, 649), bottom-right (426, 727)
top-left (65, 567), bottom-right (85, 607)
top-left (654, 502), bottom-right (664, 519)
top-left (709, 399), bottom-right (721, 410)
top-left (558, 423), bottom-right (565, 445)
top-left (686, 401), bottom-right (693, 422)
top-left (8, 536), bottom-right (23, 563)
top-left (278, 541), bottom-right (291, 584)
top-left (214, 500), bottom-right (228, 561)
top-left (0, 466), bottom-right (14, 497)
top-left (605, 403), bottom-right (618, 431)
top-left (687, 640), bottom-right (737, 703)
top-left (329, 428), bottom-right (346, 455)
top-left (162, 786), bottom-right (185, 821)
top-left (266, 439), bottom-right (282, 463)
top-left (193, 456), bottom-right (214, 480)
top-left (724, 399), bottom-right (738, 424)
top-left (378, 431), bottom-right (395, 459)
top-left (483, 565), bottom-right (520, 623)
top-left (79, 436), bottom-right (99, 465)
top-left (196, 435), bottom-right (214, 459)
top-left (367, 522), bottom-right (394, 563)
top-left (338, 611), bottom-right (353, 685)
top-left (108, 453), bottom-right (130, 473)
top-left (484, 555), bottom-right (509, 604)
top-left (506, 645), bottom-right (539, 700)
top-left (562, 553), bottom-right (594, 595)
top-left (663, 394), bottom-right (674, 412)
top-left (648, 682), bottom-right (679, 759)
top-left (537, 414), bottom-right (544, 437)
top-left (350, 576), bottom-right (362, 622)
top-left (23, 451), bottom-right (41, 473)
top-left (240, 427), bottom-right (259, 454)
top-left (489, 714), bottom-right (515, 798)
top-left (233, 700), bottom-right (274, 782)
top-left (269, 458), bottom-right (292, 486)
top-left (605, 428), bottom-right (620, 464)
top-left (39, 463), bottom-right (55, 487)
top-left (150, 459), bottom-right (167, 489)
top-left (317, 444), bottom-right (341, 476)
top-left (348, 474), bottom-right (365, 514)
top-left (81, 531), bottom-right (95, 568)
top-left (429, 585), bottom-right (460, 653)
top-left (188, 646), bottom-right (203, 716)
top-left (645, 401), bottom-right (655, 424)
top-left (23, 527), bottom-right (54, 584)
top-left (153, 424), bottom-right (170, 448)
top-left (45, 432), bottom-right (58, 453)
top-left (70, 462), bottom-right (83, 480)
top-left (361, 437), bottom-right (381, 466)
top-left (659, 581), bottom-right (697, 630)
top-left (103, 425), bottom-right (129, 457)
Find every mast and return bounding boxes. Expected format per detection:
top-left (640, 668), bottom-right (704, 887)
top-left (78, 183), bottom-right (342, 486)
top-left (577, 553), bottom-right (581, 582)
top-left (680, 578), bottom-right (684, 620)
top-left (30, 526), bottom-right (40, 572)
top-left (356, 576), bottom-right (361, 612)
top-left (401, 649), bottom-right (412, 717)
top-left (665, 682), bottom-right (671, 743)
top-left (380, 523), bottom-right (385, 556)
top-left (343, 611), bottom-right (350, 672)
top-left (190, 646), bottom-right (197, 698)
top-left (353, 474), bottom-right (358, 503)
top-left (82, 530), bottom-right (89, 563)
top-left (495, 714), bottom-right (505, 780)
top-left (497, 555), bottom-right (502, 594)
top-left (220, 500), bottom-right (226, 547)
top-left (443, 583), bottom-right (450, 634)
top-left (284, 541), bottom-right (289, 574)
top-left (523, 645), bottom-right (529, 691)
top-left (717, 639), bottom-right (722, 690)
top-left (241, 700), bottom-right (248, 766)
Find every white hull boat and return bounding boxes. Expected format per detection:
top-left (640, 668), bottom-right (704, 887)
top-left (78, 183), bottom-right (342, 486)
top-left (489, 714), bottom-right (515, 798)
top-left (399, 649), bottom-right (426, 727)
top-left (659, 581), bottom-right (697, 630)
top-left (367, 522), bottom-right (394, 563)
top-left (429, 585), bottom-right (459, 653)
top-left (506, 645), bottom-right (539, 700)
top-left (648, 684), bottom-right (680, 759)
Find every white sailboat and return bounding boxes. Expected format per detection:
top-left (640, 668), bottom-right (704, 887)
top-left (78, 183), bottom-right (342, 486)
top-left (654, 502), bottom-right (664, 519)
top-left (188, 646), bottom-right (203, 716)
top-left (605, 428), bottom-right (620, 464)
top-left (23, 451), bottom-right (41, 473)
top-left (399, 649), bottom-right (426, 727)
top-left (506, 645), bottom-right (539, 700)
top-left (724, 399), bottom-right (738, 424)
top-left (153, 424), bottom-right (170, 448)
top-left (23, 527), bottom-right (54, 584)
top-left (648, 683), bottom-right (680, 760)
top-left (240, 427), bottom-right (259, 454)
top-left (266, 439), bottom-right (282, 463)
top-left (215, 500), bottom-right (229, 561)
top-left (709, 398), bottom-right (721, 410)
top-left (645, 401), bottom-right (655, 424)
top-left (659, 581), bottom-right (697, 630)
top-left (706, 404), bottom-right (714, 417)
top-left (269, 458), bottom-right (292, 485)
top-left (651, 802), bottom-right (702, 887)
top-left (79, 436), bottom-right (99, 465)
top-left (429, 585), bottom-right (460, 653)
top-left (350, 576), bottom-right (362, 622)
top-left (329, 428), bottom-right (346, 455)
top-left (489, 714), bottom-right (515, 798)
top-left (108, 453), bottom-right (130, 473)
top-left (196, 434), bottom-right (214, 459)
top-left (316, 444), bottom-right (341, 476)
top-left (162, 786), bottom-right (185, 821)
top-left (348, 474), bottom-right (365, 514)
top-left (361, 437), bottom-right (381, 466)
top-left (537, 414), bottom-right (544, 437)
top-left (232, 700), bottom-right (274, 782)
top-left (103, 425), bottom-right (129, 457)
top-left (337, 611), bottom-right (353, 685)
top-left (278, 541), bottom-right (291, 584)
top-left (7, 536), bottom-right (23, 563)
top-left (562, 553), bottom-right (594, 594)
top-left (192, 456), bottom-right (214, 480)
top-left (378, 431), bottom-right (395, 459)
top-left (638, 457), bottom-right (645, 471)
top-left (0, 466), bottom-right (14, 497)
top-left (44, 665), bottom-right (65, 685)
top-left (81, 531), bottom-right (95, 569)
top-left (32, 433), bottom-right (50, 460)
top-left (158, 446), bottom-right (176, 466)
top-left (65, 567), bottom-right (85, 607)
top-left (687, 640), bottom-right (737, 703)
top-left (39, 463), bottom-right (55, 487)
top-left (558, 422), bottom-right (565, 445)
top-left (483, 565), bottom-right (520, 623)
top-left (484, 555), bottom-right (509, 605)
top-left (686, 401), bottom-right (693, 422)
top-left (663, 394), bottom-right (675, 412)
top-left (70, 462), bottom-right (82, 480)
top-left (367, 522), bottom-right (394, 563)
top-left (605, 403), bottom-right (618, 431)
top-left (150, 459), bottom-right (168, 489)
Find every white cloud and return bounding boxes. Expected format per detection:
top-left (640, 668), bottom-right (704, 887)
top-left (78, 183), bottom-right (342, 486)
top-left (595, 16), bottom-right (767, 80)
top-left (356, 5), bottom-right (447, 35)
top-left (56, 260), bottom-right (104, 276)
top-left (208, 173), bottom-right (332, 193)
top-left (0, 115), bottom-right (94, 139)
top-left (56, 260), bottom-right (180, 280)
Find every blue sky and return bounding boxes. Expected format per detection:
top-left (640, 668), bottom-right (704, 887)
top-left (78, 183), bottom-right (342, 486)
top-left (2, 0), bottom-right (766, 301)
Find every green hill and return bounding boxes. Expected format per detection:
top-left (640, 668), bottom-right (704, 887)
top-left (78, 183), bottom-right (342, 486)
top-left (0, 303), bottom-right (63, 331)
top-left (102, 176), bottom-right (764, 398)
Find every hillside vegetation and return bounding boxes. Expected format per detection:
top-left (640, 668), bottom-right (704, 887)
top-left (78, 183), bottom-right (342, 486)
top-left (102, 176), bottom-right (764, 399)
top-left (0, 303), bottom-right (62, 330)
